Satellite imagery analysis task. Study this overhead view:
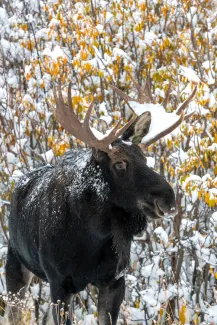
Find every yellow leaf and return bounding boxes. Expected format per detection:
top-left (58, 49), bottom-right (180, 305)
top-left (179, 305), bottom-right (187, 325)
top-left (135, 298), bottom-right (140, 309)
top-left (198, 190), bottom-right (202, 199)
top-left (209, 267), bottom-right (214, 274)
top-left (72, 96), bottom-right (82, 105)
top-left (159, 308), bottom-right (164, 317)
top-left (98, 70), bottom-right (104, 78)
top-left (193, 314), bottom-right (199, 324)
top-left (80, 50), bottom-right (88, 60)
top-left (135, 23), bottom-right (143, 32)
top-left (84, 62), bottom-right (92, 72)
top-left (40, 81), bottom-right (44, 89)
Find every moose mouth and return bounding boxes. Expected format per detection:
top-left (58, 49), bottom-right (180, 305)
top-left (155, 201), bottom-right (165, 217)
top-left (141, 200), bottom-right (177, 220)
top-left (140, 200), bottom-right (167, 219)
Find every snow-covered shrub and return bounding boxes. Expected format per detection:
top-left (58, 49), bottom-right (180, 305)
top-left (0, 0), bottom-right (217, 324)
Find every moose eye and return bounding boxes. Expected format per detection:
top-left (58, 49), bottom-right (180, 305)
top-left (115, 161), bottom-right (127, 170)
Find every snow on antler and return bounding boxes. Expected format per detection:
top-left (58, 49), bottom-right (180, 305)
top-left (111, 75), bottom-right (197, 146)
top-left (128, 101), bottom-right (184, 145)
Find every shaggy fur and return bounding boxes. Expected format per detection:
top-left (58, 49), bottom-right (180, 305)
top-left (6, 118), bottom-right (176, 325)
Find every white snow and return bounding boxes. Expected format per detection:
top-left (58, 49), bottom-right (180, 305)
top-left (42, 46), bottom-right (67, 60)
top-left (144, 31), bottom-right (157, 46)
top-left (207, 305), bottom-right (217, 323)
top-left (90, 127), bottom-right (105, 140)
top-left (12, 170), bottom-right (24, 179)
top-left (191, 189), bottom-right (198, 203)
top-left (7, 75), bottom-right (18, 88)
top-left (141, 263), bottom-right (154, 278)
top-left (16, 138), bottom-right (27, 150)
top-left (6, 152), bottom-right (16, 164)
top-left (99, 102), bottom-right (113, 125)
top-left (211, 212), bottom-right (217, 226)
top-left (95, 24), bottom-right (104, 33)
top-left (154, 227), bottom-right (169, 244)
top-left (146, 157), bottom-right (155, 168)
top-left (83, 314), bottom-right (98, 325)
top-left (0, 8), bottom-right (8, 25)
top-left (179, 65), bottom-right (201, 83)
top-left (40, 149), bottom-right (54, 163)
top-left (128, 101), bottom-right (181, 144)
top-left (125, 307), bottom-right (145, 325)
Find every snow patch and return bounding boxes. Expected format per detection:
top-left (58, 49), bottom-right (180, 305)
top-left (128, 101), bottom-right (181, 144)
top-left (179, 65), bottom-right (200, 83)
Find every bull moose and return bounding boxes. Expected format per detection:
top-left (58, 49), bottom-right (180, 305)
top-left (6, 78), bottom-right (196, 325)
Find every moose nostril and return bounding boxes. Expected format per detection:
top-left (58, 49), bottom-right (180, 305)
top-left (169, 206), bottom-right (178, 216)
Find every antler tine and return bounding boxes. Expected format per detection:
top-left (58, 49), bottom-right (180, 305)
top-left (53, 84), bottom-right (62, 110)
top-left (128, 71), bottom-right (153, 104)
top-left (110, 72), bottom-right (153, 107)
top-left (129, 73), bottom-right (141, 93)
top-left (105, 115), bottom-right (137, 140)
top-left (128, 73), bottom-right (144, 104)
top-left (94, 115), bottom-right (137, 150)
top-left (54, 80), bottom-right (82, 134)
top-left (106, 118), bottom-right (123, 137)
top-left (176, 85), bottom-right (197, 115)
top-left (183, 111), bottom-right (194, 121)
top-left (58, 80), bottom-right (65, 104)
top-left (144, 111), bottom-right (185, 146)
top-left (83, 99), bottom-right (96, 128)
top-left (115, 115), bottom-right (137, 137)
top-left (67, 81), bottom-right (79, 119)
top-left (53, 84), bottom-right (67, 126)
top-left (109, 85), bottom-right (134, 103)
top-left (84, 112), bottom-right (136, 152)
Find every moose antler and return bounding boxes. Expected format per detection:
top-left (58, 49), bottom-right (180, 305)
top-left (53, 81), bottom-right (137, 153)
top-left (110, 76), bottom-right (197, 146)
top-left (110, 72), bottom-right (154, 105)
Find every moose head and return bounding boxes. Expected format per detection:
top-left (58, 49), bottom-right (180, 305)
top-left (53, 77), bottom-right (196, 223)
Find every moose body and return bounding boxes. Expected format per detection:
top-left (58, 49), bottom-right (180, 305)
top-left (6, 80), bottom-right (196, 325)
top-left (7, 143), bottom-right (175, 325)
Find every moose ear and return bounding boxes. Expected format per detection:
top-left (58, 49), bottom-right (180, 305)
top-left (122, 111), bottom-right (151, 144)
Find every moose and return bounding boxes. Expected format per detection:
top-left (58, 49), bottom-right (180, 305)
top-left (6, 77), bottom-right (196, 325)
